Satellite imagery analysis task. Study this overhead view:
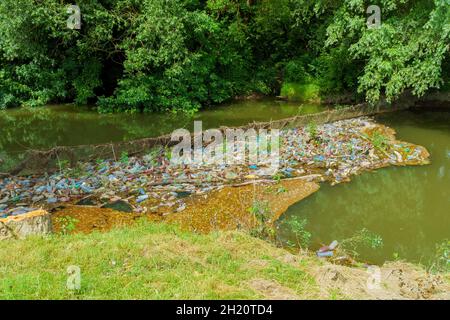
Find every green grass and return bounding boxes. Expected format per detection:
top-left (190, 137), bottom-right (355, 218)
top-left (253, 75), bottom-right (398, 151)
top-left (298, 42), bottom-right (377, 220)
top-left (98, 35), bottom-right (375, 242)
top-left (280, 82), bottom-right (321, 102)
top-left (0, 220), bottom-right (319, 300)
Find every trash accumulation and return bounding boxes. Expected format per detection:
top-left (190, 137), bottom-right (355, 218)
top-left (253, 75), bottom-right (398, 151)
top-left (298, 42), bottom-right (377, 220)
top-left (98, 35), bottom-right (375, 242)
top-left (317, 240), bottom-right (339, 258)
top-left (0, 117), bottom-right (430, 218)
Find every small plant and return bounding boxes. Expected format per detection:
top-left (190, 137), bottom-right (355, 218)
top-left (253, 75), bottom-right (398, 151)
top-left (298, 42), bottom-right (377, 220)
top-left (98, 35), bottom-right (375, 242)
top-left (272, 172), bottom-right (283, 183)
top-left (282, 216), bottom-right (311, 248)
top-left (221, 140), bottom-right (228, 154)
top-left (96, 158), bottom-right (108, 171)
top-left (120, 151), bottom-right (129, 164)
top-left (392, 252), bottom-right (401, 261)
top-left (249, 200), bottom-right (271, 224)
top-left (58, 159), bottom-right (70, 173)
top-left (56, 216), bottom-right (79, 235)
top-left (69, 163), bottom-right (86, 178)
top-left (164, 146), bottom-right (172, 162)
top-left (265, 183), bottom-right (287, 195)
top-left (248, 200), bottom-right (275, 240)
top-left (59, 160), bottom-right (85, 178)
top-left (430, 240), bottom-right (450, 272)
top-left (276, 186), bottom-right (287, 194)
top-left (340, 228), bottom-right (383, 257)
top-left (367, 131), bottom-right (389, 153)
top-left (306, 121), bottom-right (318, 141)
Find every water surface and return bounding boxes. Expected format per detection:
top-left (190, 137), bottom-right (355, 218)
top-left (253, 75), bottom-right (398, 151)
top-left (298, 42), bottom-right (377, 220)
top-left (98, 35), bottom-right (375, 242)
top-left (278, 110), bottom-right (450, 265)
top-left (0, 99), bottom-right (324, 153)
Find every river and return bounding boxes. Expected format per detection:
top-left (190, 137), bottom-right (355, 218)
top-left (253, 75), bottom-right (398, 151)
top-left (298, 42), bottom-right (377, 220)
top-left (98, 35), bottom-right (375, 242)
top-left (0, 99), bottom-right (324, 153)
top-left (0, 102), bottom-right (449, 265)
top-left (278, 109), bottom-right (450, 266)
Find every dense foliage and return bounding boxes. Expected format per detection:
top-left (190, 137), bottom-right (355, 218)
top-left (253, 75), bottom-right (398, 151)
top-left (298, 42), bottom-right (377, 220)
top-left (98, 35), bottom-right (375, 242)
top-left (0, 0), bottom-right (448, 112)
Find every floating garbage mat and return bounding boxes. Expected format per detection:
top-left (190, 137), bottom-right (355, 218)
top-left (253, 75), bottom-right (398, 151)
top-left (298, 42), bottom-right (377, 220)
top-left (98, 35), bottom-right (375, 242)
top-left (0, 103), bottom-right (406, 175)
top-left (0, 117), bottom-right (430, 219)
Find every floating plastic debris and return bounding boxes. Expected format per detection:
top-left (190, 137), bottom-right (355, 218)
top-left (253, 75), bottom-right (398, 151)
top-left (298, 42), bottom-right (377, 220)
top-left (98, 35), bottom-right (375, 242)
top-left (317, 251), bottom-right (334, 258)
top-left (136, 195), bottom-right (149, 203)
top-left (0, 117), bottom-right (429, 217)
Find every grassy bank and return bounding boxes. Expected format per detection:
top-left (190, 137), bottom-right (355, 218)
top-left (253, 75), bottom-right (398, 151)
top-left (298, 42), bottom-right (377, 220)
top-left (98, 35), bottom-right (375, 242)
top-left (280, 82), bottom-right (321, 102)
top-left (1, 218), bottom-right (449, 300)
top-left (0, 220), bottom-right (320, 300)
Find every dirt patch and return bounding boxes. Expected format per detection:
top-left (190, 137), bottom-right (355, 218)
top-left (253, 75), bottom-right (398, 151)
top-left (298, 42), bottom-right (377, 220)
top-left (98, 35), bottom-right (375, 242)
top-left (49, 178), bottom-right (319, 234)
top-left (312, 262), bottom-right (450, 300)
top-left (247, 279), bottom-right (300, 300)
top-left (52, 206), bottom-right (141, 234)
top-left (158, 179), bottom-right (319, 233)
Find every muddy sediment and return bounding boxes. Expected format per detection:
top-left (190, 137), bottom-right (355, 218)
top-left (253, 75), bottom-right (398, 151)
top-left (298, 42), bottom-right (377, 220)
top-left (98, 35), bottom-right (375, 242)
top-left (313, 261), bottom-right (450, 300)
top-left (52, 206), bottom-right (139, 234)
top-left (51, 179), bottom-right (319, 234)
top-left (161, 179), bottom-right (320, 233)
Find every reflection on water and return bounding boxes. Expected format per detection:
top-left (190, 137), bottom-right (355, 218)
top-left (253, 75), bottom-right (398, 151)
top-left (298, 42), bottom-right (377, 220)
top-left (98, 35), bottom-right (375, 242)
top-left (0, 99), bottom-right (325, 171)
top-left (278, 110), bottom-right (450, 265)
top-left (0, 100), bottom-right (325, 153)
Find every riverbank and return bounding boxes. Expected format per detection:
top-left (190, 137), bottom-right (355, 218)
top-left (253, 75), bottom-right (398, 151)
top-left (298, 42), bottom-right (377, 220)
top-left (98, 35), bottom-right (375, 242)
top-left (0, 220), bottom-right (448, 300)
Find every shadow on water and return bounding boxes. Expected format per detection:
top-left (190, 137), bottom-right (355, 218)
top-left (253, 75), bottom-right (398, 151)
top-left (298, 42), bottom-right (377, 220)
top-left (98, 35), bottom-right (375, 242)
top-left (277, 110), bottom-right (450, 266)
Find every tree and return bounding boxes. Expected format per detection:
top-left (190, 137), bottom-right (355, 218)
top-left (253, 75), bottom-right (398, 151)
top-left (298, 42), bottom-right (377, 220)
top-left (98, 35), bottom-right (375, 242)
top-left (322, 0), bottom-right (450, 103)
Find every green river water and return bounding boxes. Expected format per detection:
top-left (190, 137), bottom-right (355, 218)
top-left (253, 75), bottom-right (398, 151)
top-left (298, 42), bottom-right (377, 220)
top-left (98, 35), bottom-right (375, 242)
top-left (0, 99), bottom-right (323, 153)
top-left (278, 110), bottom-right (450, 266)
top-left (0, 101), bottom-right (449, 265)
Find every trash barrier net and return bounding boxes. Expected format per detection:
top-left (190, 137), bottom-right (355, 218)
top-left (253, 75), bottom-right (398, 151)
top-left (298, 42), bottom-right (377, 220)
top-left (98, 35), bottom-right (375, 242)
top-left (0, 103), bottom-right (408, 176)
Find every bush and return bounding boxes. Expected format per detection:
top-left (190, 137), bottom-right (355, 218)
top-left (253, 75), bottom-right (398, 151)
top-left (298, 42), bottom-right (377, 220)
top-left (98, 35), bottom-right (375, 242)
top-left (280, 82), bottom-right (321, 102)
top-left (0, 0), bottom-right (447, 111)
